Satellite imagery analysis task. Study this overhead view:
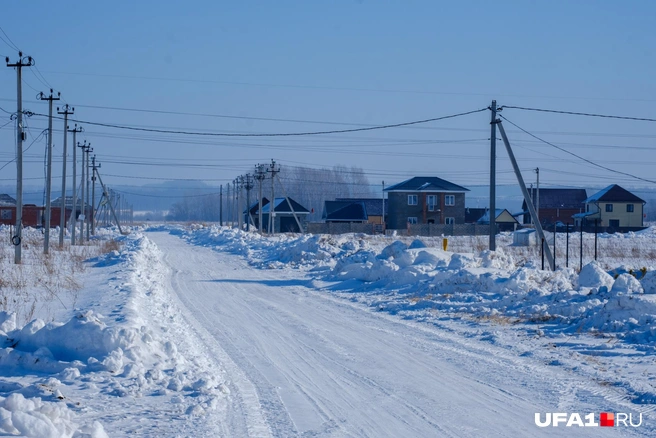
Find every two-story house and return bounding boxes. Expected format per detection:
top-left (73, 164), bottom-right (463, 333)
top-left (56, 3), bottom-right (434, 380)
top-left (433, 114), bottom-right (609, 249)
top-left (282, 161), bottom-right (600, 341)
top-left (384, 176), bottom-right (468, 229)
top-left (573, 184), bottom-right (645, 228)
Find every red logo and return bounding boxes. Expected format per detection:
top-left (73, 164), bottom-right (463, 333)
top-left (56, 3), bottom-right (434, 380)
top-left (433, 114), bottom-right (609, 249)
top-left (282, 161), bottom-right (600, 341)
top-left (600, 413), bottom-right (614, 427)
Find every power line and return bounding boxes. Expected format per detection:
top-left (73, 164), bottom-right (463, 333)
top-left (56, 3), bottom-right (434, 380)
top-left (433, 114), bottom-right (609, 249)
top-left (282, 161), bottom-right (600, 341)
top-left (37, 69), bottom-right (656, 103)
top-left (0, 26), bottom-right (19, 51)
top-left (502, 105), bottom-right (656, 123)
top-left (7, 99), bottom-right (656, 139)
top-left (27, 108), bottom-right (488, 137)
top-left (499, 115), bottom-right (656, 185)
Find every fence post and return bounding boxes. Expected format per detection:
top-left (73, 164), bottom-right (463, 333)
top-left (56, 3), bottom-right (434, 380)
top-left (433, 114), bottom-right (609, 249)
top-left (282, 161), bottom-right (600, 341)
top-left (566, 222), bottom-right (569, 268)
top-left (553, 222), bottom-right (557, 271)
top-left (541, 238), bottom-right (545, 270)
top-left (594, 219), bottom-right (598, 261)
top-left (580, 221), bottom-right (583, 270)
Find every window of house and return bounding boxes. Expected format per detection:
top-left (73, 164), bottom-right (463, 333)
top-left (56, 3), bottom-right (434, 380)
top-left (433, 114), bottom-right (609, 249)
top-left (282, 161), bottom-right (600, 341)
top-left (407, 217), bottom-right (418, 224)
top-left (445, 217), bottom-right (455, 225)
top-left (586, 204), bottom-right (589, 212)
top-left (445, 195), bottom-right (455, 206)
top-left (0, 209), bottom-right (11, 220)
top-left (627, 204), bottom-right (634, 213)
top-left (408, 195), bottom-right (418, 206)
top-left (427, 195), bottom-right (437, 211)
top-left (605, 204), bottom-right (613, 212)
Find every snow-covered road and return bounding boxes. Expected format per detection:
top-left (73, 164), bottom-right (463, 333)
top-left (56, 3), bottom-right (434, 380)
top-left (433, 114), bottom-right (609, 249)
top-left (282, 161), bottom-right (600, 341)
top-left (148, 231), bottom-right (645, 437)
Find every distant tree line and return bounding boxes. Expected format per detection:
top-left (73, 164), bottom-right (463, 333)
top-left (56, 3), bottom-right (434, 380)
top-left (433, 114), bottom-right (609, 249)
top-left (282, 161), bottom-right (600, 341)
top-left (166, 165), bottom-right (375, 222)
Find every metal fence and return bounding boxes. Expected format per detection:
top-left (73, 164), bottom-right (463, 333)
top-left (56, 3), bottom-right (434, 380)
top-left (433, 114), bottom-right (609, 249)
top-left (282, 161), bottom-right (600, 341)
top-left (406, 223), bottom-right (494, 237)
top-left (307, 222), bottom-right (382, 235)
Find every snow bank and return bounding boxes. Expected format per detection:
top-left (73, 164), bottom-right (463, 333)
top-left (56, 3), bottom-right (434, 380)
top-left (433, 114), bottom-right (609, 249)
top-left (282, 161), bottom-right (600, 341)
top-left (0, 232), bottom-right (228, 436)
top-left (173, 225), bottom-right (656, 347)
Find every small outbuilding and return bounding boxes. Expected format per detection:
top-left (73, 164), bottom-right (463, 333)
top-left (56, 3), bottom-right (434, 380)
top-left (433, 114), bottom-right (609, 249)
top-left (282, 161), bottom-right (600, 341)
top-left (513, 228), bottom-right (537, 246)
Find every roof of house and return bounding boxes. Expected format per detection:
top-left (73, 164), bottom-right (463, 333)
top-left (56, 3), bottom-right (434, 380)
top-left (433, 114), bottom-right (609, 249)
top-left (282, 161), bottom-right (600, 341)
top-left (521, 188), bottom-right (588, 210)
top-left (584, 184), bottom-right (645, 204)
top-left (335, 198), bottom-right (387, 216)
top-left (259, 197), bottom-right (310, 214)
top-left (384, 177), bottom-right (469, 193)
top-left (246, 197), bottom-right (270, 215)
top-left (572, 211), bottom-right (597, 219)
top-left (476, 208), bottom-right (519, 224)
top-left (465, 207), bottom-right (487, 223)
top-left (323, 201), bottom-right (368, 221)
top-left (51, 196), bottom-right (79, 208)
top-left (0, 194), bottom-right (17, 206)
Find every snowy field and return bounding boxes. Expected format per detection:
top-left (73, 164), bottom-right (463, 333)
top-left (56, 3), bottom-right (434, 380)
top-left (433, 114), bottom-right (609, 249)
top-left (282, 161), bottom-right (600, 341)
top-left (0, 223), bottom-right (655, 436)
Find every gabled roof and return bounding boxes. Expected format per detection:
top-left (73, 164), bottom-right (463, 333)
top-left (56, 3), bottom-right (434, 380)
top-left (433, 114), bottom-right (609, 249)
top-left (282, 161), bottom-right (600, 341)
top-left (584, 184), bottom-right (645, 204)
top-left (323, 201), bottom-right (368, 221)
top-left (335, 198), bottom-right (387, 216)
top-left (0, 194), bottom-right (17, 206)
top-left (259, 197), bottom-right (310, 214)
top-left (246, 197), bottom-right (269, 215)
top-left (521, 188), bottom-right (588, 210)
top-left (465, 207), bottom-right (487, 223)
top-left (384, 177), bottom-right (468, 193)
top-left (476, 208), bottom-right (519, 225)
top-left (51, 196), bottom-right (79, 208)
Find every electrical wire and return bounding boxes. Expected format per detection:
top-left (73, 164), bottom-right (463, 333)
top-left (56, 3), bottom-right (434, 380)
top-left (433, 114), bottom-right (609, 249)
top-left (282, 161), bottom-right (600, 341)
top-left (0, 129), bottom-right (47, 172)
top-left (27, 108), bottom-right (488, 137)
top-left (499, 115), bottom-right (656, 185)
top-left (0, 26), bottom-right (19, 51)
top-left (502, 105), bottom-right (656, 123)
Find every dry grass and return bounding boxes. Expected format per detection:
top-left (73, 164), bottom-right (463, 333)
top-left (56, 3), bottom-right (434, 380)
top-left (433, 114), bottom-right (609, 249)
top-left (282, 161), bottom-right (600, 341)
top-left (408, 294), bottom-right (433, 303)
top-left (476, 314), bottom-right (522, 325)
top-left (0, 231), bottom-right (123, 324)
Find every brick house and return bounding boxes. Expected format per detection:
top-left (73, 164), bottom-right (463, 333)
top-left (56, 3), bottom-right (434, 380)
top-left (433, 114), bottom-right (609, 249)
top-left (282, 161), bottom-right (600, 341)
top-left (384, 177), bottom-right (468, 230)
top-left (521, 188), bottom-right (588, 226)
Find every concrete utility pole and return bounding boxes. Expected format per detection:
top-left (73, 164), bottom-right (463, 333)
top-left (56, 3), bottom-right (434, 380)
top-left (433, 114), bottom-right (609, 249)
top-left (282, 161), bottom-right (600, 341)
top-left (77, 141), bottom-right (89, 243)
top-left (255, 164), bottom-right (266, 233)
top-left (232, 179), bottom-right (237, 227)
top-left (85, 145), bottom-right (92, 240)
top-left (94, 169), bottom-right (123, 234)
top-left (236, 175), bottom-right (244, 230)
top-left (226, 183), bottom-right (231, 226)
top-left (57, 104), bottom-right (74, 247)
top-left (6, 52), bottom-right (34, 264)
top-left (244, 174), bottom-right (254, 231)
top-left (68, 125), bottom-right (82, 245)
top-left (497, 121), bottom-right (554, 271)
top-left (91, 155), bottom-right (99, 235)
top-left (489, 100), bottom-right (497, 251)
top-left (535, 167), bottom-right (540, 226)
top-left (267, 160), bottom-right (280, 234)
top-left (37, 89), bottom-right (60, 254)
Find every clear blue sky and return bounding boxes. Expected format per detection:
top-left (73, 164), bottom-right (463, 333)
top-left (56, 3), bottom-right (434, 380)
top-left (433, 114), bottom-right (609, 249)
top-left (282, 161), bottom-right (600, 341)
top-left (1, 1), bottom-right (656, 205)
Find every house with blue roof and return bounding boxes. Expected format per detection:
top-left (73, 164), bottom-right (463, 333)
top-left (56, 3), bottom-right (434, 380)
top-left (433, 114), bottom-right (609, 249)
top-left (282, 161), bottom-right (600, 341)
top-left (573, 184), bottom-right (645, 229)
top-left (251, 197), bottom-right (310, 233)
top-left (383, 176), bottom-right (469, 230)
